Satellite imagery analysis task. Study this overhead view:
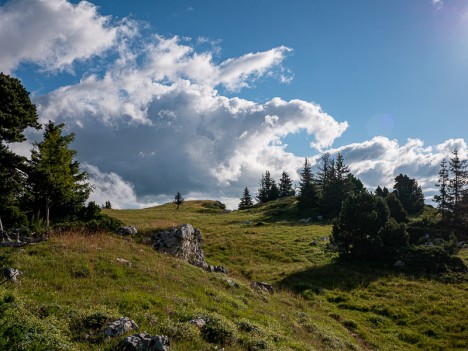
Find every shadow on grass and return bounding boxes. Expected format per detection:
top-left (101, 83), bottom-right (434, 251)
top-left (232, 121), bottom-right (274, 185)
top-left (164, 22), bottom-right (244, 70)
top-left (278, 259), bottom-right (395, 293)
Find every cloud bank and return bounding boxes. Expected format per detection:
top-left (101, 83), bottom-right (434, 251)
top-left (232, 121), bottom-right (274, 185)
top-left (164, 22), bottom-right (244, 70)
top-left (1, 0), bottom-right (465, 209)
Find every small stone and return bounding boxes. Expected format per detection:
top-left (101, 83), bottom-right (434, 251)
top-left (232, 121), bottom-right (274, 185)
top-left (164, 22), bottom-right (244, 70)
top-left (118, 333), bottom-right (169, 351)
top-left (117, 226), bottom-right (138, 236)
top-left (394, 260), bottom-right (405, 269)
top-left (104, 317), bottom-right (139, 338)
top-left (189, 318), bottom-right (206, 328)
top-left (3, 267), bottom-right (21, 282)
top-left (251, 281), bottom-right (274, 294)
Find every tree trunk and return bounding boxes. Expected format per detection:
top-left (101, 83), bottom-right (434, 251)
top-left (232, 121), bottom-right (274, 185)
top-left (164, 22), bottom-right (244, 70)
top-left (0, 216), bottom-right (3, 231)
top-left (46, 198), bottom-right (50, 227)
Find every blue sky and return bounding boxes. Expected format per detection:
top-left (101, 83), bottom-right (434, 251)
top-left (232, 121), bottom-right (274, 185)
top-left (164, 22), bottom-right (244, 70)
top-left (1, 0), bottom-right (467, 208)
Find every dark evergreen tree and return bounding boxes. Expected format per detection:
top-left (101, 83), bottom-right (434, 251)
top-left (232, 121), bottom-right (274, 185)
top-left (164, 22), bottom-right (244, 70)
top-left (103, 201), bottom-right (112, 209)
top-left (0, 73), bottom-right (40, 229)
top-left (316, 153), bottom-right (333, 192)
top-left (393, 174), bottom-right (425, 215)
top-left (297, 158), bottom-right (319, 210)
top-left (29, 121), bottom-right (91, 226)
top-left (238, 187), bottom-right (254, 210)
top-left (279, 171), bottom-right (295, 197)
top-left (385, 193), bottom-right (407, 223)
top-left (256, 171), bottom-right (278, 203)
top-left (375, 186), bottom-right (390, 198)
top-left (447, 149), bottom-right (468, 223)
top-left (434, 158), bottom-right (450, 222)
top-left (174, 191), bottom-right (184, 210)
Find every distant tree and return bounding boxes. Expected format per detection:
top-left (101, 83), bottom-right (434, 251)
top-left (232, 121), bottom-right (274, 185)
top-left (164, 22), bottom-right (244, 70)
top-left (279, 171), bottom-right (295, 197)
top-left (0, 73), bottom-right (40, 229)
top-left (297, 158), bottom-right (319, 210)
top-left (174, 191), bottom-right (184, 210)
top-left (434, 158), bottom-right (450, 222)
top-left (393, 174), bottom-right (425, 215)
top-left (29, 121), bottom-right (92, 226)
top-left (238, 187), bottom-right (254, 210)
top-left (447, 149), bottom-right (468, 223)
top-left (375, 186), bottom-right (390, 198)
top-left (316, 153), bottom-right (333, 191)
top-left (385, 193), bottom-right (407, 223)
top-left (103, 201), bottom-right (112, 209)
top-left (256, 171), bottom-right (278, 203)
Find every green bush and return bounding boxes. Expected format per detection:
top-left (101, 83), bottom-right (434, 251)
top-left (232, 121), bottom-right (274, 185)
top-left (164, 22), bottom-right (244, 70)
top-left (200, 314), bottom-right (237, 346)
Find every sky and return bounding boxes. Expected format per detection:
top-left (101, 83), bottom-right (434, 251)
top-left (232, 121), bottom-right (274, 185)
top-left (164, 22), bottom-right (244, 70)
top-left (1, 0), bottom-right (467, 209)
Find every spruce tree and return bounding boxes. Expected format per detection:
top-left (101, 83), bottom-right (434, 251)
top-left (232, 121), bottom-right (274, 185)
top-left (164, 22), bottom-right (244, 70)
top-left (238, 187), bottom-right (254, 210)
top-left (174, 192), bottom-right (184, 210)
top-left (434, 158), bottom-right (450, 221)
top-left (298, 158), bottom-right (319, 210)
top-left (256, 171), bottom-right (278, 203)
top-left (448, 149), bottom-right (468, 222)
top-left (29, 121), bottom-right (91, 226)
top-left (393, 174), bottom-right (425, 215)
top-left (279, 171), bottom-right (295, 197)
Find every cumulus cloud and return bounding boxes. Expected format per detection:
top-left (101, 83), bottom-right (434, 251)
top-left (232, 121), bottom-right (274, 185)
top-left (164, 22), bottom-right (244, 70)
top-left (0, 0), bottom-right (128, 73)
top-left (320, 136), bottom-right (467, 199)
top-left (4, 0), bottom-right (466, 210)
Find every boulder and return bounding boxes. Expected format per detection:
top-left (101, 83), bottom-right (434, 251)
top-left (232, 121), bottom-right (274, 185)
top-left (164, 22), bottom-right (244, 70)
top-left (394, 260), bottom-right (405, 269)
top-left (105, 317), bottom-right (139, 338)
top-left (251, 281), bottom-right (274, 294)
top-left (189, 317), bottom-right (206, 328)
top-left (2, 267), bottom-right (21, 282)
top-left (152, 224), bottom-right (227, 274)
top-left (118, 226), bottom-right (138, 236)
top-left (117, 333), bottom-right (169, 351)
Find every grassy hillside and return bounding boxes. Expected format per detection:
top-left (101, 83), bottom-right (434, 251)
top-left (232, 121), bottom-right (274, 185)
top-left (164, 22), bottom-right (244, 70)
top-left (1, 198), bottom-right (467, 350)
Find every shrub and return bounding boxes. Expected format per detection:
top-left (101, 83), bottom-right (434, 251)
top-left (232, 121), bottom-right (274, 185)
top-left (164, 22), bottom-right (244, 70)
top-left (200, 314), bottom-right (237, 346)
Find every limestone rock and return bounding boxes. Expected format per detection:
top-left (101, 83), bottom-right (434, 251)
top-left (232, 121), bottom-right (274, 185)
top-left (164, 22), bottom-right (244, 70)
top-left (105, 317), bottom-right (139, 338)
top-left (189, 317), bottom-right (206, 328)
top-left (251, 281), bottom-right (274, 294)
top-left (117, 333), bottom-right (169, 351)
top-left (152, 224), bottom-right (227, 274)
top-left (118, 226), bottom-right (138, 236)
top-left (2, 267), bottom-right (21, 282)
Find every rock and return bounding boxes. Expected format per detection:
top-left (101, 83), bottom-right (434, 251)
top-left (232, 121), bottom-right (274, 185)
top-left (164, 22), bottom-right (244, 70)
top-left (116, 258), bottom-right (132, 266)
top-left (105, 317), bottom-right (139, 338)
top-left (3, 267), bottom-right (21, 282)
top-left (152, 224), bottom-right (227, 274)
top-left (118, 226), bottom-right (138, 236)
top-left (225, 279), bottom-right (240, 288)
top-left (251, 281), bottom-right (274, 294)
top-left (189, 317), bottom-right (206, 328)
top-left (394, 260), bottom-right (405, 269)
top-left (117, 333), bottom-right (170, 351)
top-left (298, 218), bottom-right (311, 224)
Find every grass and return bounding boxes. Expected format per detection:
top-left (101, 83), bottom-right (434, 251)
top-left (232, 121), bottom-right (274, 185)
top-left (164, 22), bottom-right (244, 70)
top-left (1, 198), bottom-right (467, 350)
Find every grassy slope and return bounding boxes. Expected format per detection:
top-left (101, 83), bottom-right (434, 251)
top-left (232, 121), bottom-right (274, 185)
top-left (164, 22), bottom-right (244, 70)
top-left (1, 198), bottom-right (467, 350)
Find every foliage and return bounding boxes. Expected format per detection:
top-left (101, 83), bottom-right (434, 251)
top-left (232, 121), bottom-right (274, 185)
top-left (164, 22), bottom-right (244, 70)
top-left (238, 187), bottom-right (254, 209)
top-left (200, 313), bottom-right (237, 346)
top-left (393, 174), bottom-right (425, 215)
top-left (29, 121), bottom-right (91, 226)
top-left (447, 149), bottom-right (468, 223)
top-left (385, 193), bottom-right (407, 223)
top-left (331, 191), bottom-right (409, 260)
top-left (0, 73), bottom-right (40, 229)
top-left (375, 185), bottom-right (390, 198)
top-left (434, 158), bottom-right (450, 221)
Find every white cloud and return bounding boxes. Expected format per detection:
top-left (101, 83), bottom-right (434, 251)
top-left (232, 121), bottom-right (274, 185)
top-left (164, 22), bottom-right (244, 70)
top-left (0, 0), bottom-right (127, 73)
top-left (432, 0), bottom-right (444, 10)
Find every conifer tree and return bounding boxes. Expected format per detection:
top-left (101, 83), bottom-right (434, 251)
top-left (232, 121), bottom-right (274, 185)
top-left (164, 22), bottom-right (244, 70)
top-left (238, 187), bottom-right (254, 210)
top-left (29, 121), bottom-right (91, 226)
top-left (256, 171), bottom-right (278, 203)
top-left (434, 158), bottom-right (450, 221)
top-left (393, 174), bottom-right (425, 215)
top-left (447, 149), bottom-right (468, 222)
top-left (279, 171), bottom-right (295, 197)
top-left (297, 158), bottom-right (319, 209)
top-left (174, 191), bottom-right (184, 210)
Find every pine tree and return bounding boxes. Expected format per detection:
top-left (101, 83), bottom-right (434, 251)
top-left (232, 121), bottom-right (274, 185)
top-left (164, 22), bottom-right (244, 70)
top-left (279, 171), bottom-right (295, 197)
top-left (448, 149), bottom-right (468, 223)
top-left (29, 121), bottom-right (91, 226)
top-left (238, 187), bottom-right (254, 210)
top-left (297, 158), bottom-right (319, 210)
top-left (434, 158), bottom-right (450, 221)
top-left (256, 171), bottom-right (278, 203)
